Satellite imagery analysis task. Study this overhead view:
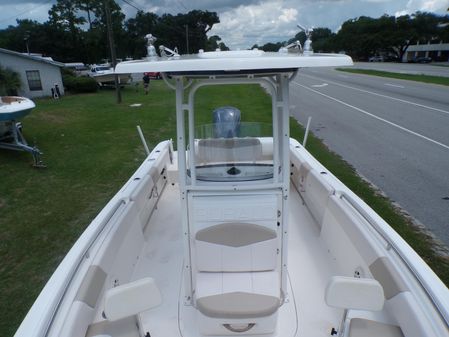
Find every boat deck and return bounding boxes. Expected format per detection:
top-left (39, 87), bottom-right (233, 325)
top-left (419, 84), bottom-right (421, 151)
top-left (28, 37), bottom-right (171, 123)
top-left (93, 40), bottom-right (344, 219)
top-left (124, 183), bottom-right (341, 337)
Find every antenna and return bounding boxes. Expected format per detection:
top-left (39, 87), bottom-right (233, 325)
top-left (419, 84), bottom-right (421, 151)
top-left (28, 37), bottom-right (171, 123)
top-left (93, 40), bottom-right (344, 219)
top-left (145, 34), bottom-right (158, 58)
top-left (297, 24), bottom-right (314, 55)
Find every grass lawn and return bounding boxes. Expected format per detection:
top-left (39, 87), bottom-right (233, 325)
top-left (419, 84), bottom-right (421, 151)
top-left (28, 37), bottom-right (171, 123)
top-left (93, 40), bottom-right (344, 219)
top-left (1, 81), bottom-right (448, 336)
top-left (336, 68), bottom-right (449, 86)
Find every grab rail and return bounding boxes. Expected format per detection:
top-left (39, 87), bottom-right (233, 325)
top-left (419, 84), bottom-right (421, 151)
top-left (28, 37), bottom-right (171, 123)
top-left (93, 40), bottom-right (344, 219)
top-left (339, 192), bottom-right (449, 326)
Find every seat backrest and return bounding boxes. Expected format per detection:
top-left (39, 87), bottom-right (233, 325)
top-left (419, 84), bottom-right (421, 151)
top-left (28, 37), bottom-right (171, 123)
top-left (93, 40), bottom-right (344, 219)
top-left (195, 222), bottom-right (277, 272)
top-left (325, 276), bottom-right (384, 311)
top-left (104, 277), bottom-right (161, 322)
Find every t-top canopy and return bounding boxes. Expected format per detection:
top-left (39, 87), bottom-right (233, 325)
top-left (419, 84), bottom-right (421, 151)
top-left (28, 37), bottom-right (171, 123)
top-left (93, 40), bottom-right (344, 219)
top-left (115, 50), bottom-right (353, 75)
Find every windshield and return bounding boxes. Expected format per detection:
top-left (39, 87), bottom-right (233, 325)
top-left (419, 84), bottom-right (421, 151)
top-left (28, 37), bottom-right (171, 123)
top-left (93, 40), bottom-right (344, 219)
top-left (191, 122), bottom-right (273, 182)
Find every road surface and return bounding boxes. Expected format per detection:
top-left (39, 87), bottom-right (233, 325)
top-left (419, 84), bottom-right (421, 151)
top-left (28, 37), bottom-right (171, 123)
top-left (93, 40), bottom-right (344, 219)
top-left (290, 67), bottom-right (449, 247)
top-left (353, 62), bottom-right (449, 78)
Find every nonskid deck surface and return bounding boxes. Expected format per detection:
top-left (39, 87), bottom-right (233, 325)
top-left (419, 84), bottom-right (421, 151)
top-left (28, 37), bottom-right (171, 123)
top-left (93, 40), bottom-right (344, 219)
top-left (132, 184), bottom-right (184, 337)
top-left (287, 187), bottom-right (341, 336)
top-left (109, 183), bottom-right (340, 337)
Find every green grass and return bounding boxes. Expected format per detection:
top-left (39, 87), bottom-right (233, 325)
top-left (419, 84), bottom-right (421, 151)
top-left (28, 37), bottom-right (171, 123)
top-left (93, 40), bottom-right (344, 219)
top-left (336, 68), bottom-right (449, 86)
top-left (433, 64), bottom-right (449, 68)
top-left (0, 83), bottom-right (177, 337)
top-left (1, 82), bottom-right (448, 336)
top-left (0, 82), bottom-right (273, 336)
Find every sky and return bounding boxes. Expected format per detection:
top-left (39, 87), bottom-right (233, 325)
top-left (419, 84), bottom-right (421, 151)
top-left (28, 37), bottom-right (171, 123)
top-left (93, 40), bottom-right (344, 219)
top-left (0, 0), bottom-right (448, 49)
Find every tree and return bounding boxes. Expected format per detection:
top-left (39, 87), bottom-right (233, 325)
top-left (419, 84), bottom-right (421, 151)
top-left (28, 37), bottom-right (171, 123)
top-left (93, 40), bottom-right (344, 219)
top-left (336, 16), bottom-right (389, 60)
top-left (75, 0), bottom-right (103, 30)
top-left (0, 19), bottom-right (46, 54)
top-left (306, 28), bottom-right (335, 52)
top-left (48, 0), bottom-right (85, 33)
top-left (125, 11), bottom-right (159, 59)
top-left (0, 66), bottom-right (21, 96)
top-left (259, 42), bottom-right (284, 52)
top-left (335, 12), bottom-right (447, 61)
top-left (154, 10), bottom-right (219, 54)
top-left (47, 0), bottom-right (87, 61)
top-left (205, 35), bottom-right (229, 51)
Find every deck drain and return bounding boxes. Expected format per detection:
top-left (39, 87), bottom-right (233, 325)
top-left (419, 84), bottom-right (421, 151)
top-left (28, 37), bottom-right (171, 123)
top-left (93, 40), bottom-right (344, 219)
top-left (443, 197), bottom-right (449, 200)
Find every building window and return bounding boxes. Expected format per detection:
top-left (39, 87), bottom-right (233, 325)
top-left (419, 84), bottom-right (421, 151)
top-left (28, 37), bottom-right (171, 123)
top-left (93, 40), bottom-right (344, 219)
top-left (26, 70), bottom-right (43, 91)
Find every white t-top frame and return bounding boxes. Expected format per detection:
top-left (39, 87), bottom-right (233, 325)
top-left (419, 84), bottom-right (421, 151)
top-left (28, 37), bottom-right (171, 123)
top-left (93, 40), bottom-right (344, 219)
top-left (173, 72), bottom-right (292, 304)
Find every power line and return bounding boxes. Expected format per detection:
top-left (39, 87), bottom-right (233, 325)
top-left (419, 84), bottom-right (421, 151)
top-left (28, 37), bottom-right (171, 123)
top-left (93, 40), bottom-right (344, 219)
top-left (0, 0), bottom-right (53, 25)
top-left (120, 0), bottom-right (142, 12)
top-left (176, 0), bottom-right (188, 11)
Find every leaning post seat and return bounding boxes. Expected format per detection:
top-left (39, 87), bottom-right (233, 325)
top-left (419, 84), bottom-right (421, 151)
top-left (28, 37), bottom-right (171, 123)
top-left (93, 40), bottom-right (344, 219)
top-left (192, 214), bottom-right (281, 333)
top-left (195, 222), bottom-right (278, 272)
top-left (195, 271), bottom-right (281, 335)
top-left (190, 192), bottom-right (282, 335)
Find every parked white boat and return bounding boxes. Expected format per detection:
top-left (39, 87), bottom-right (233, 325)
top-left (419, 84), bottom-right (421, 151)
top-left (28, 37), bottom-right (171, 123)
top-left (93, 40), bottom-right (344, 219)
top-left (0, 96), bottom-right (35, 121)
top-left (88, 65), bottom-right (131, 86)
top-left (0, 96), bottom-right (44, 166)
top-left (15, 45), bottom-right (449, 337)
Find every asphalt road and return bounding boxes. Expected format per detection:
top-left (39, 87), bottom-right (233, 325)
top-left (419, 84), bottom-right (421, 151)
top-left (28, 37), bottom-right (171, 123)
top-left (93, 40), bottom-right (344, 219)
top-left (290, 67), bottom-right (449, 247)
top-left (353, 62), bottom-right (449, 78)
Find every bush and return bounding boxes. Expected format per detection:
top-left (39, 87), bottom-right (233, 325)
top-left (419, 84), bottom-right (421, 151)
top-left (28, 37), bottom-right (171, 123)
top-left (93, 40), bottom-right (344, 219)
top-left (0, 65), bottom-right (21, 96)
top-left (63, 73), bottom-right (97, 94)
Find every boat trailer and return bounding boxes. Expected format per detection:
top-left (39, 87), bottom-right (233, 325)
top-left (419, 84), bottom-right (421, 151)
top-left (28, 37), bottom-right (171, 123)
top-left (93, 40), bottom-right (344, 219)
top-left (0, 120), bottom-right (45, 167)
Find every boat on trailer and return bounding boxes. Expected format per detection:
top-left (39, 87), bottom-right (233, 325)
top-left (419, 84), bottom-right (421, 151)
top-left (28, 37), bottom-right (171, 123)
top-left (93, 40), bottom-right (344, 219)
top-left (0, 96), bottom-right (44, 166)
top-left (15, 42), bottom-right (449, 337)
top-left (88, 65), bottom-right (131, 87)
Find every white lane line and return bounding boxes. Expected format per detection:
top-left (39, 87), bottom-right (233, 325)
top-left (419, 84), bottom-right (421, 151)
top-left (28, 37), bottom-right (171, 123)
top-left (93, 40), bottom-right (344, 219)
top-left (312, 83), bottom-right (328, 88)
top-left (292, 81), bottom-right (449, 151)
top-left (302, 73), bottom-right (449, 115)
top-left (385, 83), bottom-right (405, 88)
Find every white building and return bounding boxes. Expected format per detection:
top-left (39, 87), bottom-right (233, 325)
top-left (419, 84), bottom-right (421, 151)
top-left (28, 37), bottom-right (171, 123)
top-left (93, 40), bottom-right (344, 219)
top-left (403, 41), bottom-right (449, 62)
top-left (0, 48), bottom-right (65, 98)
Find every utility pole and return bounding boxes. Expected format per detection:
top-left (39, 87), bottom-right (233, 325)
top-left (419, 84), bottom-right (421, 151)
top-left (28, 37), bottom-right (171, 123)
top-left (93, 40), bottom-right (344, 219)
top-left (24, 31), bottom-right (30, 55)
top-left (185, 24), bottom-right (189, 54)
top-left (105, 0), bottom-right (121, 104)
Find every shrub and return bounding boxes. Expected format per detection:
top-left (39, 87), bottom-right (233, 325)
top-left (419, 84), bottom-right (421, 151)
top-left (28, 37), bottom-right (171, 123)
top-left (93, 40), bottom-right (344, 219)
top-left (0, 65), bottom-right (21, 96)
top-left (63, 74), bottom-right (98, 94)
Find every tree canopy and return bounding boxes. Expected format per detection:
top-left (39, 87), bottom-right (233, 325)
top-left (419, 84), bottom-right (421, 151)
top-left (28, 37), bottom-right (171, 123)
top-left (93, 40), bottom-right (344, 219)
top-left (0, 3), bottom-right (447, 63)
top-left (336, 12), bottom-right (448, 60)
top-left (0, 1), bottom-right (224, 64)
top-left (252, 11), bottom-right (448, 61)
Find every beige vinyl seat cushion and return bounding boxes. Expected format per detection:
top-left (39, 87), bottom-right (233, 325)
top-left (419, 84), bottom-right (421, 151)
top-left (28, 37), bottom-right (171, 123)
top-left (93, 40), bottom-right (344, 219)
top-left (195, 271), bottom-right (281, 320)
top-left (86, 316), bottom-right (140, 337)
top-left (195, 222), bottom-right (277, 272)
top-left (196, 222), bottom-right (276, 247)
top-left (349, 318), bottom-right (404, 337)
top-left (197, 292), bottom-right (280, 319)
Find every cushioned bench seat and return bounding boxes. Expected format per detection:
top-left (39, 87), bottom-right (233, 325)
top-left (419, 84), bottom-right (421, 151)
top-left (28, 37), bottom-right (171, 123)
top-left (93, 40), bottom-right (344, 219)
top-left (197, 292), bottom-right (280, 319)
top-left (195, 271), bottom-right (281, 335)
top-left (349, 318), bottom-right (404, 337)
top-left (195, 222), bottom-right (278, 272)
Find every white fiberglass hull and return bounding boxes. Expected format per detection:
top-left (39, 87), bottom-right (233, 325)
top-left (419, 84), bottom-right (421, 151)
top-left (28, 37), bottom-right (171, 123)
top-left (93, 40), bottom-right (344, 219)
top-left (0, 96), bottom-right (35, 121)
top-left (91, 73), bottom-right (131, 86)
top-left (14, 138), bottom-right (449, 337)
